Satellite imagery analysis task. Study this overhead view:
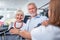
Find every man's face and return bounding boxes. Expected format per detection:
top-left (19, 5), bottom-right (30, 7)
top-left (28, 5), bottom-right (37, 17)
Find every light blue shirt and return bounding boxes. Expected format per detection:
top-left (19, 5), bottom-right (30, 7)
top-left (21, 15), bottom-right (48, 32)
top-left (31, 25), bottom-right (60, 40)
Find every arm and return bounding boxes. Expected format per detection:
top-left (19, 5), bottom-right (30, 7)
top-left (10, 28), bottom-right (31, 39)
top-left (19, 30), bottom-right (31, 39)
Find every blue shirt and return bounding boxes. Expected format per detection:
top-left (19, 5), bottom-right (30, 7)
top-left (21, 15), bottom-right (48, 32)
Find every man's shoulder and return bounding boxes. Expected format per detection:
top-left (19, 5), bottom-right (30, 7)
top-left (35, 15), bottom-right (41, 18)
top-left (36, 15), bottom-right (47, 18)
top-left (40, 16), bottom-right (47, 18)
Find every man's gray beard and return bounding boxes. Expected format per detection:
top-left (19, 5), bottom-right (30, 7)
top-left (30, 14), bottom-right (36, 17)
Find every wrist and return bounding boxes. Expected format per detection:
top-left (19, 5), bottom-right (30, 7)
top-left (17, 30), bottom-right (20, 35)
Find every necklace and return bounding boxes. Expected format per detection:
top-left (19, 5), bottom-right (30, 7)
top-left (14, 21), bottom-right (23, 29)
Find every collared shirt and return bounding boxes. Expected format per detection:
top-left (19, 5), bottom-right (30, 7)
top-left (21, 15), bottom-right (48, 32)
top-left (31, 25), bottom-right (60, 40)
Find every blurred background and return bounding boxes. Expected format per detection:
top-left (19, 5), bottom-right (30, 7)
top-left (0, 0), bottom-right (50, 25)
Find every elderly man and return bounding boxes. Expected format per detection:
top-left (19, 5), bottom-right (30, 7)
top-left (21, 3), bottom-right (48, 32)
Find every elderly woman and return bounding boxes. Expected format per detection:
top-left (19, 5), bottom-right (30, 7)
top-left (8, 10), bottom-right (26, 40)
top-left (8, 10), bottom-right (25, 30)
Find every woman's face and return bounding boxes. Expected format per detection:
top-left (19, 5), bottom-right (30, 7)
top-left (16, 13), bottom-right (24, 22)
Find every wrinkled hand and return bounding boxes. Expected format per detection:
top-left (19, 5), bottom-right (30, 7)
top-left (42, 20), bottom-right (48, 26)
top-left (10, 28), bottom-right (20, 35)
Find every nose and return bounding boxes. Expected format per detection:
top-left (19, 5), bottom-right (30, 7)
top-left (30, 9), bottom-right (34, 13)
